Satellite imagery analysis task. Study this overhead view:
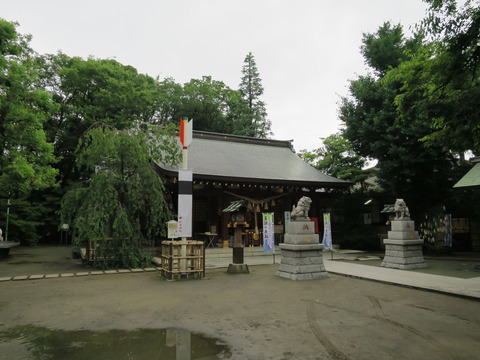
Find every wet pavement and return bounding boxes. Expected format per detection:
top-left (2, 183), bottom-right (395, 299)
top-left (1, 245), bottom-right (480, 360)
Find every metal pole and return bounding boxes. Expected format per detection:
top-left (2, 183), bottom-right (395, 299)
top-left (5, 199), bottom-right (10, 242)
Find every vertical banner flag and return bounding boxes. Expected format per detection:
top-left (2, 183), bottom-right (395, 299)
top-left (263, 212), bottom-right (275, 253)
top-left (444, 214), bottom-right (453, 247)
top-left (178, 170), bottom-right (192, 237)
top-left (322, 213), bottom-right (332, 250)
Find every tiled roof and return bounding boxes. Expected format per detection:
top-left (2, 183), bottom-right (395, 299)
top-left (454, 162), bottom-right (480, 188)
top-left (156, 131), bottom-right (351, 188)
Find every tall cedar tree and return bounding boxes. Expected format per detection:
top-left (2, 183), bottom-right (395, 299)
top-left (239, 52), bottom-right (272, 138)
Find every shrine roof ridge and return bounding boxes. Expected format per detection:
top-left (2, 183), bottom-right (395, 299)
top-left (192, 131), bottom-right (295, 150)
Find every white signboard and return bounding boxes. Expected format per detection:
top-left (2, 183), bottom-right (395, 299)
top-left (167, 220), bottom-right (178, 239)
top-left (177, 170), bottom-right (192, 237)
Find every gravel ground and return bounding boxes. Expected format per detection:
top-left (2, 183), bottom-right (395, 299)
top-left (0, 247), bottom-right (479, 359)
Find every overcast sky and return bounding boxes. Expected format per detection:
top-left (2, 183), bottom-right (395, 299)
top-left (3, 0), bottom-right (429, 152)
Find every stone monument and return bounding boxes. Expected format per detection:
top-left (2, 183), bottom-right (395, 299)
top-left (276, 196), bottom-right (328, 280)
top-left (380, 199), bottom-right (428, 269)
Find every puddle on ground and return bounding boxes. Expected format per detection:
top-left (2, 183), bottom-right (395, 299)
top-left (0, 325), bottom-right (232, 359)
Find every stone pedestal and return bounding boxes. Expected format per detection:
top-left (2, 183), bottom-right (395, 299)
top-left (0, 241), bottom-right (20, 259)
top-left (227, 246), bottom-right (249, 274)
top-left (227, 263), bottom-right (249, 274)
top-left (276, 221), bottom-right (328, 280)
top-left (380, 220), bottom-right (428, 269)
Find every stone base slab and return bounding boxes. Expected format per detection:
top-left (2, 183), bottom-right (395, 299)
top-left (391, 221), bottom-right (415, 232)
top-left (276, 243), bottom-right (328, 280)
top-left (383, 239), bottom-right (424, 245)
top-left (277, 263), bottom-right (326, 273)
top-left (287, 221), bottom-right (317, 234)
top-left (380, 261), bottom-right (429, 270)
top-left (279, 243), bottom-right (324, 251)
top-left (381, 241), bottom-right (428, 270)
top-left (276, 270), bottom-right (328, 280)
top-left (227, 263), bottom-right (249, 274)
top-left (284, 233), bottom-right (319, 245)
top-left (387, 230), bottom-right (419, 240)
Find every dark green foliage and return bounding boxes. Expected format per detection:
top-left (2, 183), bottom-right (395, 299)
top-left (36, 53), bottom-right (161, 186)
top-left (339, 21), bottom-right (460, 217)
top-left (0, 197), bottom-right (38, 245)
top-left (176, 76), bottom-right (236, 133)
top-left (0, 19), bottom-right (59, 245)
top-left (2, 19), bottom-right (277, 250)
top-left (61, 125), bottom-right (178, 269)
top-left (298, 133), bottom-right (373, 189)
top-left (0, 19), bottom-right (58, 197)
top-left (392, 0), bottom-right (480, 154)
top-left (330, 192), bottom-right (380, 250)
top-left (361, 22), bottom-right (423, 77)
top-left (161, 75), bottom-right (263, 137)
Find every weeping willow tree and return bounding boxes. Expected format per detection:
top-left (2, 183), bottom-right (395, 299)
top-left (61, 123), bottom-right (180, 269)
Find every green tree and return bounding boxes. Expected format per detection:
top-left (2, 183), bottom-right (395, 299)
top-left (223, 89), bottom-right (256, 136)
top-left (36, 54), bottom-right (160, 185)
top-left (361, 22), bottom-right (412, 77)
top-left (299, 134), bottom-right (380, 250)
top-left (339, 22), bottom-right (457, 217)
top-left (176, 76), bottom-right (255, 136)
top-left (0, 19), bottom-right (58, 197)
top-left (239, 52), bottom-right (272, 138)
top-left (61, 124), bottom-right (179, 269)
top-left (0, 19), bottom-right (59, 244)
top-left (299, 133), bottom-right (373, 189)
top-left (390, 0), bottom-right (480, 154)
top-left (177, 76), bottom-right (231, 133)
top-left (152, 77), bottom-right (183, 125)
top-left (30, 53), bottom-right (164, 244)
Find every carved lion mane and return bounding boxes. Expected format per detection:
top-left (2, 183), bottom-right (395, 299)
top-left (394, 198), bottom-right (410, 220)
top-left (291, 196), bottom-right (312, 220)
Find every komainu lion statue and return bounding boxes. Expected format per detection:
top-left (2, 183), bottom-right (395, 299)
top-left (291, 196), bottom-right (312, 220)
top-left (394, 198), bottom-right (410, 220)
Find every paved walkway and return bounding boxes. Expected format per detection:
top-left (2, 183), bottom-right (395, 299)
top-left (323, 257), bottom-right (480, 300)
top-left (205, 248), bottom-right (480, 300)
top-left (1, 246), bottom-right (479, 300)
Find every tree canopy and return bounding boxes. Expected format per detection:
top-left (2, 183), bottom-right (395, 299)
top-left (0, 19), bottom-right (58, 197)
top-left (299, 133), bottom-right (372, 189)
top-left (339, 20), bottom-right (460, 216)
top-left (36, 53), bottom-right (161, 185)
top-left (390, 0), bottom-right (480, 154)
top-left (1, 17), bottom-right (275, 245)
top-left (61, 124), bottom-right (178, 268)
